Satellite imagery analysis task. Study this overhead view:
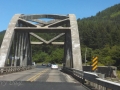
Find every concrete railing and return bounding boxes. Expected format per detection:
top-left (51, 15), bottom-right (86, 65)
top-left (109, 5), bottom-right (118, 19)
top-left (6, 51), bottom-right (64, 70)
top-left (0, 65), bottom-right (35, 75)
top-left (63, 67), bottom-right (120, 90)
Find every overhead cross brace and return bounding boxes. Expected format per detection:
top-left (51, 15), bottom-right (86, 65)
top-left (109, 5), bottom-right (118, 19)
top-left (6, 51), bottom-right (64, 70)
top-left (15, 27), bottom-right (70, 33)
top-left (30, 32), bottom-right (65, 44)
top-left (31, 42), bottom-right (64, 45)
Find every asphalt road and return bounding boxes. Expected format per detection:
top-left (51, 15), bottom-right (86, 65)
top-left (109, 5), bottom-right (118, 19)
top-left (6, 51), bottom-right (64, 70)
top-left (0, 65), bottom-right (88, 90)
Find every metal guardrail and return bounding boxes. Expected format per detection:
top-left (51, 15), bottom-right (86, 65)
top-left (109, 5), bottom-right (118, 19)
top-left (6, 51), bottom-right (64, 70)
top-left (0, 65), bottom-right (35, 75)
top-left (63, 67), bottom-right (120, 90)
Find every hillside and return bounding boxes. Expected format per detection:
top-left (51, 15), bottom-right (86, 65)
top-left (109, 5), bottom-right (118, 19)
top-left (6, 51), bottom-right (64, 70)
top-left (96, 3), bottom-right (120, 19)
top-left (0, 30), bottom-right (5, 46)
top-left (78, 3), bottom-right (120, 49)
top-left (0, 3), bottom-right (120, 68)
top-left (77, 3), bottom-right (120, 68)
top-left (82, 3), bottom-right (120, 20)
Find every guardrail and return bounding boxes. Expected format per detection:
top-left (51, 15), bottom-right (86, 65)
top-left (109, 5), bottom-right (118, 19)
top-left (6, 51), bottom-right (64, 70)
top-left (0, 65), bottom-right (35, 75)
top-left (63, 67), bottom-right (120, 90)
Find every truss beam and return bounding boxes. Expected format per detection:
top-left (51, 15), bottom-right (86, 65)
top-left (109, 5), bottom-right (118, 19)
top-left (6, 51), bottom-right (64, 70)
top-left (0, 14), bottom-right (82, 71)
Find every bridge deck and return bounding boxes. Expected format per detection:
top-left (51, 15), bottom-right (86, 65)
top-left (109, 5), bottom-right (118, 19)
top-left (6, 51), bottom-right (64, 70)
top-left (0, 65), bottom-right (88, 90)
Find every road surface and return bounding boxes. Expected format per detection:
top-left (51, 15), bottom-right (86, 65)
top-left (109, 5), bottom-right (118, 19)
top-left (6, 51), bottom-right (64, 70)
top-left (0, 65), bottom-right (88, 90)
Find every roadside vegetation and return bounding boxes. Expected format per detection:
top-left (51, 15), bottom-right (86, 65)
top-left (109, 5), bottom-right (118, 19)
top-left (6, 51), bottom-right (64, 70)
top-left (78, 3), bottom-right (120, 69)
top-left (117, 70), bottom-right (120, 79)
top-left (0, 4), bottom-right (120, 69)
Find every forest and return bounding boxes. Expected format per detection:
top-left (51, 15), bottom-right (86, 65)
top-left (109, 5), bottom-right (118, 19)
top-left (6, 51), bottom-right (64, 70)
top-left (0, 3), bottom-right (120, 69)
top-left (78, 3), bottom-right (120, 69)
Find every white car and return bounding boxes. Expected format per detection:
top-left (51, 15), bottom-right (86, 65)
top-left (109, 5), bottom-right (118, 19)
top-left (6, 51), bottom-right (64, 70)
top-left (51, 64), bottom-right (58, 69)
top-left (32, 62), bottom-right (36, 66)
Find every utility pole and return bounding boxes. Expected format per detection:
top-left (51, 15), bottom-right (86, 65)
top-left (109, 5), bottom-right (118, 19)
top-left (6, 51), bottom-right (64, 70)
top-left (85, 48), bottom-right (87, 66)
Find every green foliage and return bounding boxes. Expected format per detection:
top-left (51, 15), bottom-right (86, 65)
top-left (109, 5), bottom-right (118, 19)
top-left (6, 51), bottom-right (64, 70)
top-left (111, 11), bottom-right (120, 18)
top-left (31, 44), bottom-right (64, 64)
top-left (101, 56), bottom-right (115, 66)
top-left (110, 45), bottom-right (120, 66)
top-left (33, 51), bottom-right (48, 63)
top-left (0, 30), bottom-right (6, 47)
top-left (78, 3), bottom-right (120, 67)
top-left (0, 4), bottom-right (120, 68)
top-left (50, 48), bottom-right (64, 63)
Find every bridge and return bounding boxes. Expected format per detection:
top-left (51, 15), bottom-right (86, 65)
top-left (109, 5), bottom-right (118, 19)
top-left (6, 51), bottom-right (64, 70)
top-left (0, 14), bottom-right (120, 90)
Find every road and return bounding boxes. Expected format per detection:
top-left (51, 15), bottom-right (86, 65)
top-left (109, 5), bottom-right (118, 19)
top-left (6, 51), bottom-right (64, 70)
top-left (0, 65), bottom-right (88, 90)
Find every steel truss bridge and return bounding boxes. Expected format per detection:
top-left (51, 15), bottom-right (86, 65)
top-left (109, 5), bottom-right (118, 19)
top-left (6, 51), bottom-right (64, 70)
top-left (0, 14), bottom-right (120, 90)
top-left (0, 14), bottom-right (82, 70)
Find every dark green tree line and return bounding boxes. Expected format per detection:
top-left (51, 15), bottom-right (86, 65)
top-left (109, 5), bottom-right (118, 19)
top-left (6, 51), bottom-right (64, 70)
top-left (0, 4), bottom-right (120, 68)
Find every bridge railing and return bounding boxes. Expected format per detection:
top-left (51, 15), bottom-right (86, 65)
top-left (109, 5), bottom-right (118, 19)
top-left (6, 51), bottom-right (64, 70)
top-left (0, 65), bottom-right (35, 75)
top-left (63, 67), bottom-right (120, 90)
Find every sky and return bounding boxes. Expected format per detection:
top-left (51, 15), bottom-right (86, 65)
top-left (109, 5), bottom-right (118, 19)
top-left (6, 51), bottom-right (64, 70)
top-left (0, 0), bottom-right (120, 31)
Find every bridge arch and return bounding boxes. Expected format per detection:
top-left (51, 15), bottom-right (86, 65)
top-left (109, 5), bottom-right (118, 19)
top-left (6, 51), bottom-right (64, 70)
top-left (0, 14), bottom-right (82, 70)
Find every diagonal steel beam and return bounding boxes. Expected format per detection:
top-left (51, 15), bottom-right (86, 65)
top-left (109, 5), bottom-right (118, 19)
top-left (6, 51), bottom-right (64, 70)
top-left (45, 18), bottom-right (69, 27)
top-left (30, 33), bottom-right (65, 44)
top-left (29, 33), bottom-right (48, 44)
top-left (47, 19), bottom-right (59, 24)
top-left (47, 33), bottom-right (65, 44)
top-left (18, 18), bottom-right (37, 27)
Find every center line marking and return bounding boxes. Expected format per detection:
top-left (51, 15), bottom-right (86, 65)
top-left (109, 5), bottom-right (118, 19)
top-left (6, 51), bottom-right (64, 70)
top-left (27, 69), bottom-right (49, 82)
